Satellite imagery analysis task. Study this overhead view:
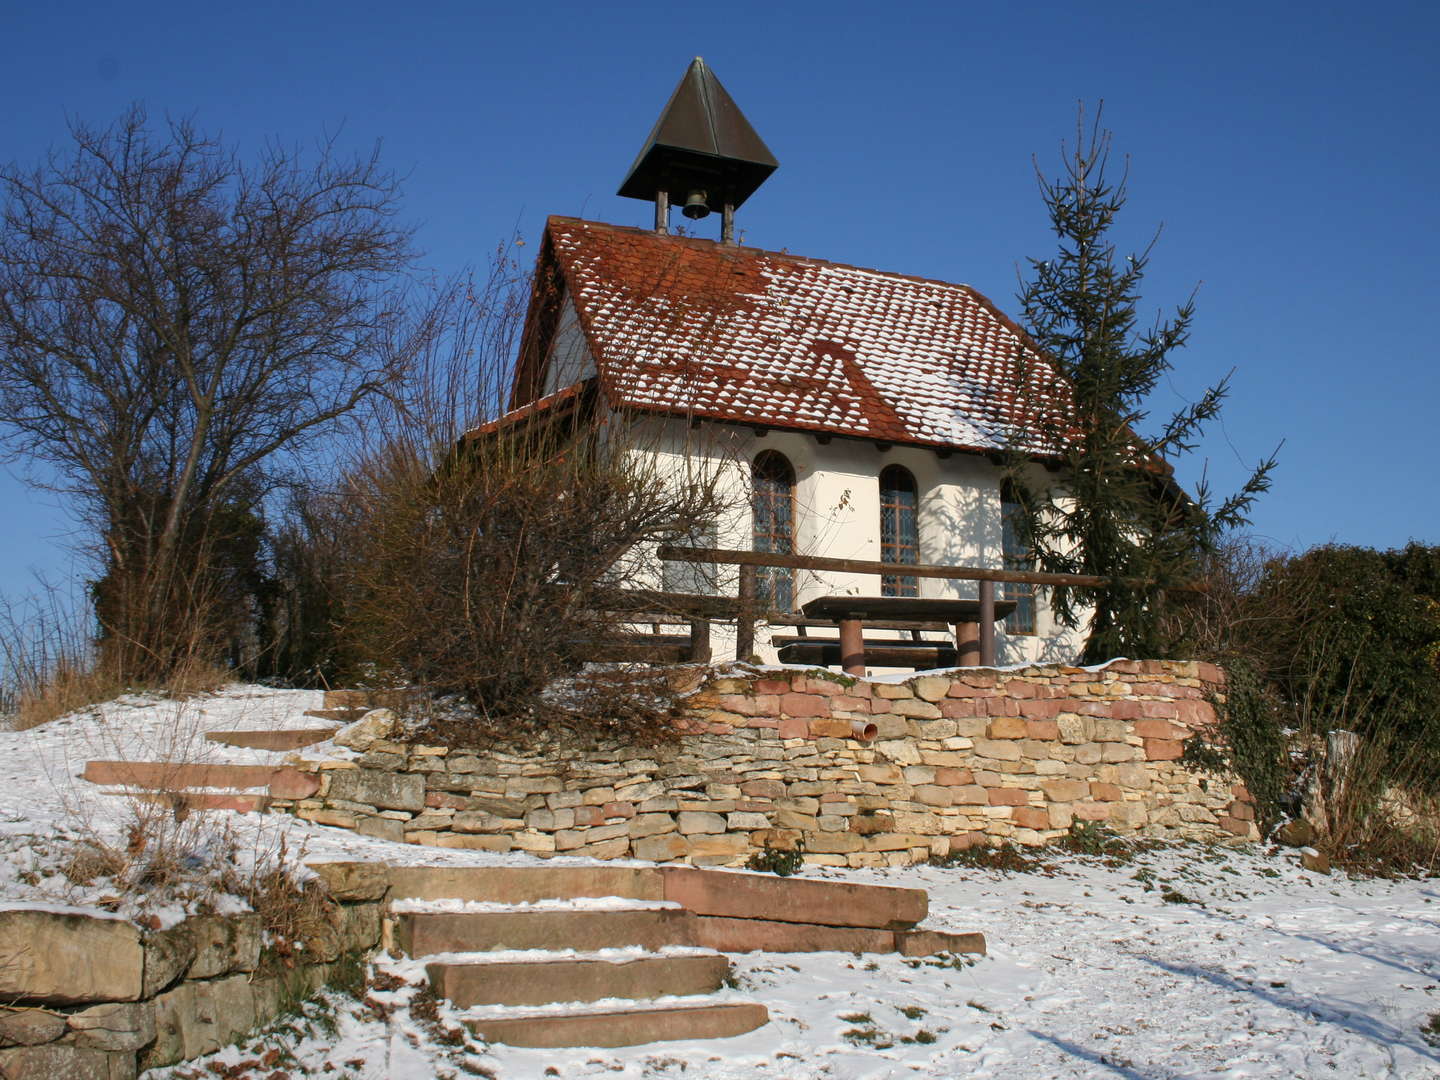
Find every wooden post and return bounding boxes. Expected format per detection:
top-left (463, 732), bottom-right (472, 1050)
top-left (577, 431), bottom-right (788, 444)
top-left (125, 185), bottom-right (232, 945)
top-left (655, 190), bottom-right (669, 234)
top-left (688, 619), bottom-right (712, 664)
top-left (954, 621), bottom-right (981, 666)
top-left (721, 203), bottom-right (736, 245)
top-left (736, 565), bottom-right (757, 661)
top-left (838, 617), bottom-right (865, 677)
top-left (979, 579), bottom-right (996, 667)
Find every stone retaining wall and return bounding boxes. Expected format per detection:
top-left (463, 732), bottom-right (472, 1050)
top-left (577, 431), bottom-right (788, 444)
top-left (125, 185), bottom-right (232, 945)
top-left (286, 660), bottom-right (1256, 867)
top-left (0, 895), bottom-right (380, 1078)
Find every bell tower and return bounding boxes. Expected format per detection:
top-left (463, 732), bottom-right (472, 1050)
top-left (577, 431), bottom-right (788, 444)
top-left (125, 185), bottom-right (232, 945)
top-left (617, 58), bottom-right (779, 245)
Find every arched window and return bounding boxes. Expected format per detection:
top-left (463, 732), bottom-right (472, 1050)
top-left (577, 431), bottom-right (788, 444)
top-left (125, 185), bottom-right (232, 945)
top-left (879, 465), bottom-right (919, 597)
top-left (752, 451), bottom-right (795, 610)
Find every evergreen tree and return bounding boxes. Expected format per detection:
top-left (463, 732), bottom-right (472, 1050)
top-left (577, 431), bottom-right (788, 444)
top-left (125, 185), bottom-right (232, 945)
top-left (1008, 106), bottom-right (1277, 663)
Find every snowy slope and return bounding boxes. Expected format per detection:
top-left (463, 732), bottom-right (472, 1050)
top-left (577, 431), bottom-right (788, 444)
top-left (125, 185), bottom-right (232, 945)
top-left (2, 686), bottom-right (1437, 1078)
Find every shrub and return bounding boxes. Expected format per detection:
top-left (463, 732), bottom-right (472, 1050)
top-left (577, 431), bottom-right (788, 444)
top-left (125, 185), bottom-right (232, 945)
top-left (327, 266), bottom-right (739, 746)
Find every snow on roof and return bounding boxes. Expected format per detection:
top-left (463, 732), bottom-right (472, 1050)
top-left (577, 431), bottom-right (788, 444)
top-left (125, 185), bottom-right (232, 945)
top-left (540, 216), bottom-right (1069, 455)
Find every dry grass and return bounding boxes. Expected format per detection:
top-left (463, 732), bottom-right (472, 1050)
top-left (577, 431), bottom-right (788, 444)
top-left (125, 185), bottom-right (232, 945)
top-left (13, 658), bottom-right (127, 731)
top-left (1311, 734), bottom-right (1440, 876)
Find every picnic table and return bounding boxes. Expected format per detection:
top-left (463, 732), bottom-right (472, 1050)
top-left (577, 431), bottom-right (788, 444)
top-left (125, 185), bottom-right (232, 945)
top-left (799, 593), bottom-right (1017, 675)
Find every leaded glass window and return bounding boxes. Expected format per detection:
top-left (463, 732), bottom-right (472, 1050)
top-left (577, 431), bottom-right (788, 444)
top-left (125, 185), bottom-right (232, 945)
top-left (752, 451), bottom-right (795, 611)
top-left (879, 465), bottom-right (919, 597)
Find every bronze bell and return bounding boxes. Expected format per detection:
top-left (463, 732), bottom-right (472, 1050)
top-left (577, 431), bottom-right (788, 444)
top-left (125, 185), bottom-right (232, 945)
top-left (681, 190), bottom-right (711, 220)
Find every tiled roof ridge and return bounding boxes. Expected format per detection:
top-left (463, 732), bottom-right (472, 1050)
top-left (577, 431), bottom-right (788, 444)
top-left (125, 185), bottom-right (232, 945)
top-left (546, 214), bottom-right (994, 300)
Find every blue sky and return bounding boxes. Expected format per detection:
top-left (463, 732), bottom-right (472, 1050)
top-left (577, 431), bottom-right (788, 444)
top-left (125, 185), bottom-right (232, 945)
top-left (2, 0), bottom-right (1437, 599)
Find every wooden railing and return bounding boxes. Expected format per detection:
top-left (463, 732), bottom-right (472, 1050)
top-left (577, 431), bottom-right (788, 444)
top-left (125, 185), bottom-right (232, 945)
top-left (652, 545), bottom-right (1121, 664)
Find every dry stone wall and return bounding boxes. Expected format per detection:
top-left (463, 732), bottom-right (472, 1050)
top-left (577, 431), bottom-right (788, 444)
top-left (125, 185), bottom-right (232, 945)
top-left (287, 660), bottom-right (1256, 867)
top-left (0, 897), bottom-right (380, 1078)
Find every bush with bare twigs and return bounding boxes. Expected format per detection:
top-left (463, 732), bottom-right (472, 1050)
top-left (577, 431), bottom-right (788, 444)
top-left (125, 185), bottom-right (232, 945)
top-left (1170, 539), bottom-right (1440, 874)
top-left (304, 258), bottom-right (738, 745)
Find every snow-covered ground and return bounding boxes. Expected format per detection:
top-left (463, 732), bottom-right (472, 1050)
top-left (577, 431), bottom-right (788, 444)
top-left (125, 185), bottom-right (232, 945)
top-left (3, 686), bottom-right (1438, 1079)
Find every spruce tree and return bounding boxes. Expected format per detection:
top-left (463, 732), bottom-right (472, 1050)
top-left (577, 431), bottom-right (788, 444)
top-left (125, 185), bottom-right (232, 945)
top-left (1008, 107), bottom-right (1277, 664)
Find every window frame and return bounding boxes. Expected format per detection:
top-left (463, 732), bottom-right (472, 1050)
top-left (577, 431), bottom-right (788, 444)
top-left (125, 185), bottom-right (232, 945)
top-left (1001, 485), bottom-right (1038, 636)
top-left (879, 464), bottom-right (920, 598)
top-left (751, 450), bottom-right (797, 611)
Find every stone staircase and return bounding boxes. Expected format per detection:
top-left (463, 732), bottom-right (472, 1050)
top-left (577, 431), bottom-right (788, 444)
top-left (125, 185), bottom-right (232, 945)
top-left (312, 861), bottom-right (985, 1049)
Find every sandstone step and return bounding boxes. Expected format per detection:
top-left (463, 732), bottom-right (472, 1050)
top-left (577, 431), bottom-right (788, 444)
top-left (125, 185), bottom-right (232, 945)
top-left (394, 905), bottom-right (695, 957)
top-left (427, 951), bottom-right (731, 1007)
top-left (382, 864), bottom-right (665, 905)
top-left (204, 728), bottom-right (339, 751)
top-left (303, 708), bottom-right (367, 723)
top-left (689, 914), bottom-right (898, 954)
top-left (82, 761), bottom-right (320, 799)
top-left (461, 1000), bottom-right (769, 1048)
top-left (659, 866), bottom-right (927, 929)
top-left (121, 791), bottom-right (272, 814)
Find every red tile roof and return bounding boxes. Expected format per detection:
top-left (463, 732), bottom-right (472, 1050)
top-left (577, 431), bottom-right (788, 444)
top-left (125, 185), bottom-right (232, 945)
top-left (529, 216), bottom-right (1069, 456)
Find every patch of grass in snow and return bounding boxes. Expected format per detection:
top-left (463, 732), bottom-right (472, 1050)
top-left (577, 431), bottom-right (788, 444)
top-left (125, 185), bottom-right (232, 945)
top-left (1423, 1011), bottom-right (1440, 1048)
top-left (929, 841), bottom-right (1051, 873)
top-left (897, 1004), bottom-right (927, 1020)
top-left (1160, 886), bottom-right (1201, 905)
top-left (903, 951), bottom-right (977, 972)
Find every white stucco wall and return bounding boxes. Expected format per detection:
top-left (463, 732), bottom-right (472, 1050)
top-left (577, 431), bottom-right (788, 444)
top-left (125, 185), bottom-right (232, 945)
top-left (617, 414), bottom-right (1087, 668)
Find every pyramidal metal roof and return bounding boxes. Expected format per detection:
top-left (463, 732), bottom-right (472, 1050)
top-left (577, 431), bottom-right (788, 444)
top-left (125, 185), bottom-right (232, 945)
top-left (617, 58), bottom-right (779, 213)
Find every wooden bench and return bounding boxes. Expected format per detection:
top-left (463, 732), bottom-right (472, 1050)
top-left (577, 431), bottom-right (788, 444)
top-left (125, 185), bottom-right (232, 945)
top-left (800, 596), bottom-right (1016, 675)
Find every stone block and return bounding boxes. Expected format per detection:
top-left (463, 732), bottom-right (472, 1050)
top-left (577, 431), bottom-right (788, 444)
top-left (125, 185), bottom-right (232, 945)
top-left (1102, 743), bottom-right (1140, 762)
top-left (874, 684), bottom-right (914, 700)
top-left (678, 811), bottom-right (727, 835)
top-left (1073, 743), bottom-right (1103, 765)
top-left (801, 831), bottom-right (864, 854)
top-left (912, 676), bottom-right (951, 702)
top-left (892, 699), bottom-right (942, 719)
top-left (0, 910), bottom-right (143, 1006)
top-left (912, 785), bottom-right (953, 807)
top-left (1144, 738), bottom-right (1184, 761)
top-left (971, 738), bottom-right (1022, 761)
top-left (0, 1045), bottom-right (127, 1080)
top-left (1056, 715), bottom-right (1093, 744)
top-left (727, 812), bottom-right (770, 830)
top-left (933, 767), bottom-right (973, 786)
top-left (951, 785), bottom-right (990, 804)
top-left (581, 838), bottom-right (632, 860)
top-left (1042, 779), bottom-right (1090, 802)
top-left (848, 813), bottom-right (894, 834)
top-left (895, 929), bottom-right (987, 956)
top-left (987, 788), bottom-right (1030, 807)
top-left (780, 693), bottom-right (829, 718)
top-left (986, 717), bottom-right (1026, 740)
top-left (632, 834), bottom-right (690, 862)
top-left (873, 738), bottom-right (921, 764)
top-left (325, 768), bottom-right (424, 812)
top-left (0, 1007), bottom-right (66, 1047)
top-left (356, 815), bottom-right (405, 843)
top-left (1025, 718), bottom-right (1061, 739)
top-left (1089, 782), bottom-right (1123, 801)
top-left (1092, 718), bottom-right (1130, 742)
top-left (1134, 718), bottom-right (1186, 740)
top-left (1011, 806), bottom-right (1050, 830)
top-left (628, 813), bottom-right (678, 838)
top-left (67, 1001), bottom-right (156, 1052)
top-left (185, 914), bottom-right (261, 978)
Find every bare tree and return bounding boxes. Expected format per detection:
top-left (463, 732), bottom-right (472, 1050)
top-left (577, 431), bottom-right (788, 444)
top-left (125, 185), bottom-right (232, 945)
top-left (0, 107), bottom-right (422, 677)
